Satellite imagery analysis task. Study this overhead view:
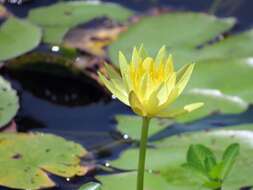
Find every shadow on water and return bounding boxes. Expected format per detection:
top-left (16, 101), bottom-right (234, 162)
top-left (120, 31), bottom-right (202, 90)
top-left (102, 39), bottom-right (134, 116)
top-left (1, 0), bottom-right (253, 189)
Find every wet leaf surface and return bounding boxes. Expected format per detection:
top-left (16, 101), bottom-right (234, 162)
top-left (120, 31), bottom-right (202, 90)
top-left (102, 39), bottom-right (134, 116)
top-left (115, 114), bottom-right (173, 141)
top-left (79, 182), bottom-right (101, 190)
top-left (0, 76), bottom-right (19, 128)
top-left (0, 132), bottom-right (88, 189)
top-left (28, 1), bottom-right (133, 44)
top-left (98, 172), bottom-right (169, 190)
top-left (109, 124), bottom-right (253, 190)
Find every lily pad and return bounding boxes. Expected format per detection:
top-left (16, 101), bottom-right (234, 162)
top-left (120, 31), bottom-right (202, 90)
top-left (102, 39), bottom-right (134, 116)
top-left (28, 1), bottom-right (133, 44)
top-left (108, 12), bottom-right (253, 122)
top-left (115, 114), bottom-right (173, 140)
top-left (174, 58), bottom-right (253, 122)
top-left (79, 182), bottom-right (102, 190)
top-left (0, 76), bottom-right (19, 128)
top-left (109, 12), bottom-right (235, 65)
top-left (0, 133), bottom-right (88, 189)
top-left (98, 172), bottom-right (169, 190)
top-left (0, 17), bottom-right (41, 62)
top-left (109, 124), bottom-right (253, 190)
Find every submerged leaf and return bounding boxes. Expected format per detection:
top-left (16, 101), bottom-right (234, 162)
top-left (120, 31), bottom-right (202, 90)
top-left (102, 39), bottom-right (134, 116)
top-left (0, 133), bottom-right (88, 189)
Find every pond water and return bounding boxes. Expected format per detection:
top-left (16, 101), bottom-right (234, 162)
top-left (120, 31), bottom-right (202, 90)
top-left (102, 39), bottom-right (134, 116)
top-left (1, 0), bottom-right (253, 190)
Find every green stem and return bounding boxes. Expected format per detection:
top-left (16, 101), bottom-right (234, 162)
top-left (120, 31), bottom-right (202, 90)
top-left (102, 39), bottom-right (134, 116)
top-left (136, 117), bottom-right (151, 190)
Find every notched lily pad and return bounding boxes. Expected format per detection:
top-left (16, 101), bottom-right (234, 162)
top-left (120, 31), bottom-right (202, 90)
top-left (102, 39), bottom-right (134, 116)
top-left (28, 1), bottom-right (133, 44)
top-left (109, 124), bottom-right (253, 190)
top-left (0, 76), bottom-right (19, 128)
top-left (0, 133), bottom-right (88, 189)
top-left (115, 114), bottom-right (173, 140)
top-left (0, 17), bottom-right (41, 62)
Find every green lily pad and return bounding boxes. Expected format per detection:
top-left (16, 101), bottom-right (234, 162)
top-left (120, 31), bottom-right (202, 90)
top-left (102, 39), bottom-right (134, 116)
top-left (0, 133), bottom-right (88, 189)
top-left (109, 12), bottom-right (235, 65)
top-left (79, 182), bottom-right (102, 190)
top-left (0, 76), bottom-right (19, 128)
top-left (109, 124), bottom-right (253, 190)
top-left (0, 17), bottom-right (41, 62)
top-left (98, 172), bottom-right (169, 190)
top-left (174, 58), bottom-right (252, 122)
top-left (115, 114), bottom-right (173, 140)
top-left (108, 12), bottom-right (253, 122)
top-left (28, 1), bottom-right (133, 44)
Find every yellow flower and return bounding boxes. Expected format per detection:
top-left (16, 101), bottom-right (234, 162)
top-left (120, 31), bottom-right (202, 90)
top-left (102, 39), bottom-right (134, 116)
top-left (98, 46), bottom-right (203, 118)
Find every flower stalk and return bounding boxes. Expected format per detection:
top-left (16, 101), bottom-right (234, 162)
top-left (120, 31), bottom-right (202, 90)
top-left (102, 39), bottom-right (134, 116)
top-left (136, 117), bottom-right (150, 190)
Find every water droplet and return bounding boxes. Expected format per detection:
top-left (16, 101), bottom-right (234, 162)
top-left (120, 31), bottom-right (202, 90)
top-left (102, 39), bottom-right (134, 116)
top-left (148, 169), bottom-right (153, 173)
top-left (51, 46), bottom-right (60, 52)
top-left (66, 178), bottom-right (70, 182)
top-left (112, 95), bottom-right (116, 99)
top-left (105, 162), bottom-right (110, 167)
top-left (123, 134), bottom-right (129, 140)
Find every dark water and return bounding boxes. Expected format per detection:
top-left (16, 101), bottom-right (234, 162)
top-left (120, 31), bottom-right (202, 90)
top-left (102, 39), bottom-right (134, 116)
top-left (1, 0), bottom-right (253, 190)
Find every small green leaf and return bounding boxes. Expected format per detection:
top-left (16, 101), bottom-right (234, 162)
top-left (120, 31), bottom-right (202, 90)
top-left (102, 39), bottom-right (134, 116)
top-left (209, 163), bottom-right (224, 180)
top-left (203, 180), bottom-right (222, 189)
top-left (186, 144), bottom-right (216, 176)
top-left (79, 182), bottom-right (101, 190)
top-left (204, 156), bottom-right (217, 174)
top-left (221, 143), bottom-right (240, 179)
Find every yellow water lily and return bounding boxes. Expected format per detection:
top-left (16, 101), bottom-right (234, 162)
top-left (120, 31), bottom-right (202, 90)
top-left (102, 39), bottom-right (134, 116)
top-left (99, 45), bottom-right (204, 190)
top-left (98, 45), bottom-right (203, 118)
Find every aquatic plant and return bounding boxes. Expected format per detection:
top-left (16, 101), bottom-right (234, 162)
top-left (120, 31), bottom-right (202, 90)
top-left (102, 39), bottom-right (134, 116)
top-left (184, 143), bottom-right (240, 190)
top-left (98, 46), bottom-right (203, 190)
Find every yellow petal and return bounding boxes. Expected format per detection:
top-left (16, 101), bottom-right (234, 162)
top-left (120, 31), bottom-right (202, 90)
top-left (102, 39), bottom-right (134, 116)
top-left (165, 54), bottom-right (174, 74)
top-left (138, 44), bottom-right (148, 59)
top-left (155, 45), bottom-right (166, 67)
top-left (118, 51), bottom-right (129, 76)
top-left (98, 72), bottom-right (129, 105)
top-left (104, 63), bottom-right (121, 81)
top-left (104, 63), bottom-right (127, 93)
top-left (129, 91), bottom-right (145, 116)
top-left (157, 88), bottom-right (179, 113)
top-left (158, 102), bottom-right (204, 118)
top-left (157, 73), bottom-right (176, 103)
top-left (176, 63), bottom-right (195, 95)
top-left (131, 47), bottom-right (140, 67)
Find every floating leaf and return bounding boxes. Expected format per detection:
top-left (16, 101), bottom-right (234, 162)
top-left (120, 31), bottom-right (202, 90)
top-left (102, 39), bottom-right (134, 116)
top-left (0, 133), bottom-right (88, 189)
top-left (0, 17), bottom-right (41, 62)
top-left (109, 12), bottom-right (235, 65)
top-left (108, 12), bottom-right (253, 122)
top-left (109, 124), bottom-right (253, 190)
top-left (98, 172), bottom-right (169, 190)
top-left (28, 1), bottom-right (133, 44)
top-left (0, 76), bottom-right (19, 128)
top-left (115, 114), bottom-right (172, 140)
top-left (79, 182), bottom-right (102, 190)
